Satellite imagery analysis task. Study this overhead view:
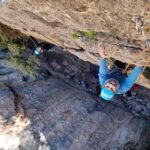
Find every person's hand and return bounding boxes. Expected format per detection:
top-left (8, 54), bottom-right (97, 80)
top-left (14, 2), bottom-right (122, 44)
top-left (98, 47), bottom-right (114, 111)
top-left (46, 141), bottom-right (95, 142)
top-left (98, 44), bottom-right (108, 58)
top-left (136, 63), bottom-right (143, 67)
top-left (135, 61), bottom-right (143, 67)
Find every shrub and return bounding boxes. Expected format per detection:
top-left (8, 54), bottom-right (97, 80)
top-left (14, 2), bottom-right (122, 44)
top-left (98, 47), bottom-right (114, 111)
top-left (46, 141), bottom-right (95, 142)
top-left (83, 31), bottom-right (96, 39)
top-left (70, 31), bottom-right (97, 41)
top-left (0, 34), bottom-right (9, 49)
top-left (5, 55), bottom-right (40, 79)
top-left (0, 23), bottom-right (39, 79)
top-left (8, 42), bottom-right (25, 56)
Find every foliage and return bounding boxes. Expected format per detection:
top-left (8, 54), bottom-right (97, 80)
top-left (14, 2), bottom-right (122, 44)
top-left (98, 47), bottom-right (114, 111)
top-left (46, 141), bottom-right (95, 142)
top-left (5, 55), bottom-right (40, 79)
top-left (8, 42), bottom-right (25, 56)
top-left (70, 31), bottom-right (97, 41)
top-left (70, 33), bottom-right (80, 40)
top-left (0, 34), bottom-right (9, 49)
top-left (0, 23), bottom-right (39, 79)
top-left (83, 31), bottom-right (96, 39)
top-left (26, 55), bottom-right (40, 78)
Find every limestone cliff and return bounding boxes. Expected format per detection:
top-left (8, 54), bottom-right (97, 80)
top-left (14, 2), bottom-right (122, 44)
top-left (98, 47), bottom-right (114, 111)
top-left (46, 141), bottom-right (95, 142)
top-left (0, 0), bottom-right (150, 88)
top-left (0, 1), bottom-right (150, 150)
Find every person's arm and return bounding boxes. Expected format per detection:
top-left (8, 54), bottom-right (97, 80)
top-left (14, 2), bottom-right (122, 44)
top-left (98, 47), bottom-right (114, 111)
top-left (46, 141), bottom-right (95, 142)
top-left (120, 66), bottom-right (143, 93)
top-left (97, 44), bottom-right (109, 86)
top-left (98, 58), bottom-right (109, 86)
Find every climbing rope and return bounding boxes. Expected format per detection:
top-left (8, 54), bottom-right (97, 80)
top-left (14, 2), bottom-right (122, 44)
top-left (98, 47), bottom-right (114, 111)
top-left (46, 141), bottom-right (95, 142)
top-left (143, 52), bottom-right (150, 72)
top-left (124, 18), bottom-right (150, 75)
top-left (123, 47), bottom-right (149, 74)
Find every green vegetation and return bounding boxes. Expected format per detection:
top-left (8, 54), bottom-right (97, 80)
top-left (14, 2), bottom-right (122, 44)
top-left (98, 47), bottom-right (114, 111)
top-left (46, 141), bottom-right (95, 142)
top-left (5, 55), bottom-right (40, 79)
top-left (70, 31), bottom-right (97, 41)
top-left (0, 34), bottom-right (9, 49)
top-left (0, 23), bottom-right (40, 79)
top-left (70, 33), bottom-right (80, 40)
top-left (83, 31), bottom-right (96, 39)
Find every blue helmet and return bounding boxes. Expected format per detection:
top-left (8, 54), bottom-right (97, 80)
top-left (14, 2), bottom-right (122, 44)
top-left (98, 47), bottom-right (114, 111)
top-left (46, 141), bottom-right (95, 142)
top-left (100, 87), bottom-right (115, 100)
top-left (34, 49), bottom-right (40, 55)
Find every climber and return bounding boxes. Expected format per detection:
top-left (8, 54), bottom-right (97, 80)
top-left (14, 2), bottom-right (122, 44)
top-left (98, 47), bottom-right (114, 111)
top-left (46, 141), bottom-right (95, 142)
top-left (34, 46), bottom-right (44, 55)
top-left (29, 36), bottom-right (54, 56)
top-left (29, 36), bottom-right (44, 55)
top-left (98, 45), bottom-right (143, 100)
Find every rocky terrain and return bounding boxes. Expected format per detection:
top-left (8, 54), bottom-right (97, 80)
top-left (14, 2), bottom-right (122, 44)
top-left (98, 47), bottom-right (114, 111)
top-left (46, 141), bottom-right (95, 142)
top-left (0, 0), bottom-right (150, 88)
top-left (0, 46), bottom-right (150, 150)
top-left (0, 0), bottom-right (150, 150)
top-left (0, 76), bottom-right (150, 150)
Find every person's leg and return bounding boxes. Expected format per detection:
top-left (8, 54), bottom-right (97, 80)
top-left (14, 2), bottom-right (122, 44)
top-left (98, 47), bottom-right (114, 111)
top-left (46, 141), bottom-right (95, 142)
top-left (126, 90), bottom-right (132, 97)
top-left (131, 84), bottom-right (139, 91)
top-left (124, 84), bottom-right (139, 97)
top-left (96, 83), bottom-right (101, 96)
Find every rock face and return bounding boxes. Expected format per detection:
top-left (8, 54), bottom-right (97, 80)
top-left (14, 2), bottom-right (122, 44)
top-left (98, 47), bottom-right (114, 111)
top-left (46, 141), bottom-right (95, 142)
top-left (0, 2), bottom-right (150, 149)
top-left (0, 49), bottom-right (22, 83)
top-left (0, 0), bottom-right (150, 41)
top-left (0, 0), bottom-right (150, 88)
top-left (0, 47), bottom-right (150, 149)
top-left (41, 48), bottom-right (150, 119)
top-left (0, 78), bottom-right (150, 150)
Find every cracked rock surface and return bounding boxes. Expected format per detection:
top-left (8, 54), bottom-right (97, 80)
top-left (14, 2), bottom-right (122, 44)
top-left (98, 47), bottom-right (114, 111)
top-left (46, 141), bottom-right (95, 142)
top-left (0, 0), bottom-right (150, 88)
top-left (0, 47), bottom-right (150, 150)
top-left (0, 78), bottom-right (150, 150)
top-left (0, 49), bottom-right (22, 83)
